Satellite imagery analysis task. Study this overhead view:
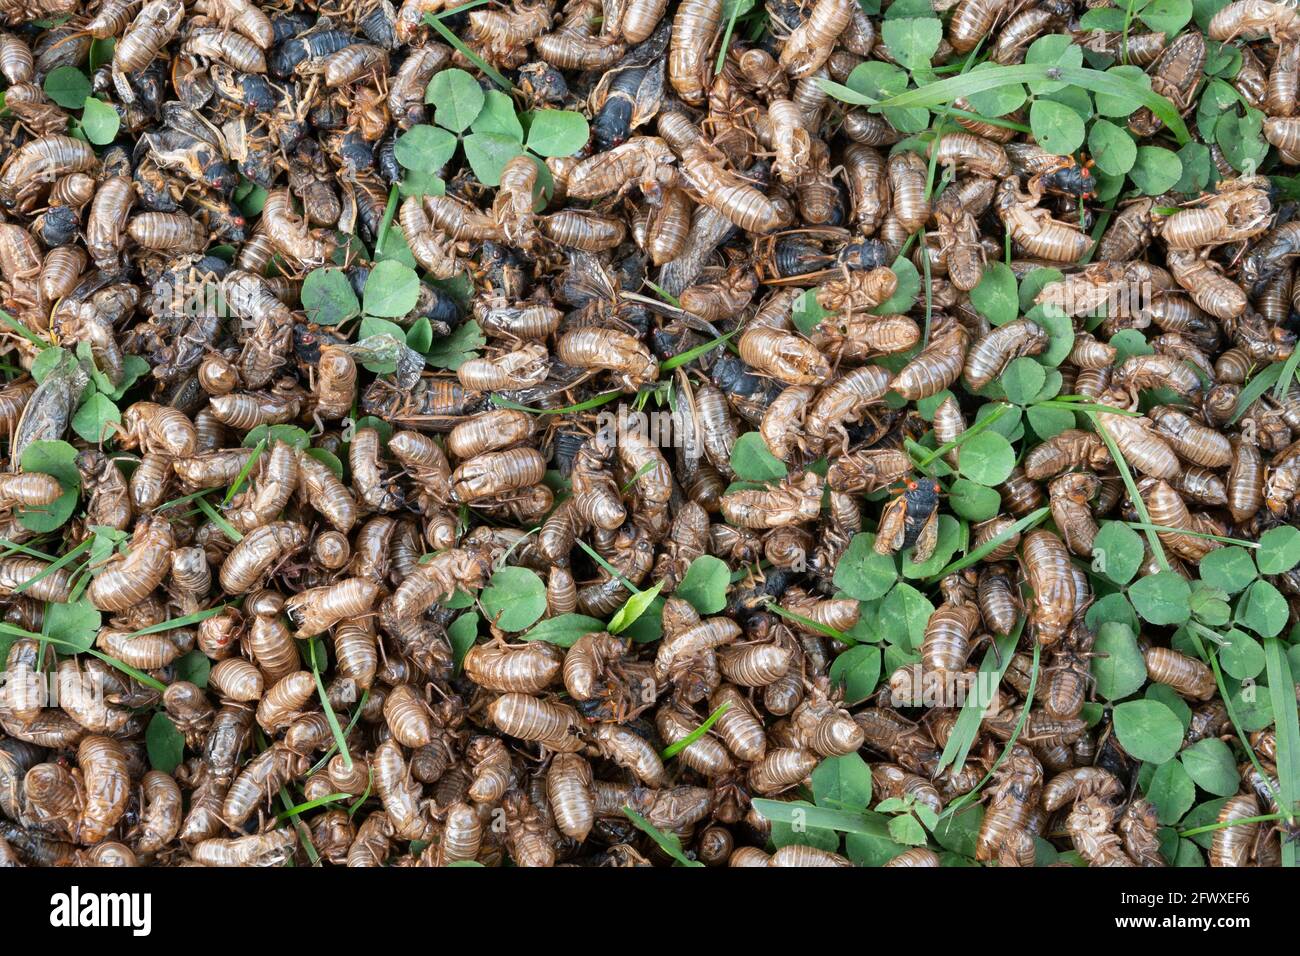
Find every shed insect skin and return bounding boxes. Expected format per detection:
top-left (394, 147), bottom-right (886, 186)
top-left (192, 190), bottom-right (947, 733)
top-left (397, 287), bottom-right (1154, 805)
top-left (890, 319), bottom-right (969, 401)
top-left (668, 0), bottom-right (722, 104)
top-left (1208, 0), bottom-right (1300, 43)
top-left (1094, 393), bottom-right (1182, 480)
top-left (487, 693), bottom-right (586, 752)
top-left (1020, 530), bottom-right (1077, 648)
top-left (963, 318), bottom-right (1050, 392)
top-left (87, 516), bottom-right (174, 612)
top-left (1144, 646), bottom-right (1216, 700)
top-left (1165, 249), bottom-right (1248, 320)
top-left (995, 179), bottom-right (1090, 262)
top-left (1209, 793), bottom-right (1260, 867)
top-left (192, 829), bottom-right (298, 867)
top-left (77, 736), bottom-right (131, 845)
top-left (721, 471), bottom-right (824, 529)
top-left (284, 577), bottom-right (380, 639)
top-left (678, 145), bottom-right (791, 235)
top-left (208, 657), bottom-right (265, 702)
top-left (464, 640), bottom-right (565, 694)
top-left (0, 135), bottom-right (97, 209)
top-left (780, 0), bottom-right (856, 79)
top-left (590, 722), bottom-right (670, 786)
top-left (556, 327), bottom-right (659, 392)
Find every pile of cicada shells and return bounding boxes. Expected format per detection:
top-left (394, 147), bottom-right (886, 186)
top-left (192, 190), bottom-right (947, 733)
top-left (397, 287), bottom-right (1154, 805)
top-left (0, 0), bottom-right (1297, 868)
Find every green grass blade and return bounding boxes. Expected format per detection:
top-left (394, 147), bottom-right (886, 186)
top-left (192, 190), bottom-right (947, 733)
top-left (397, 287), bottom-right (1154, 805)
top-left (312, 663), bottom-right (353, 772)
top-left (277, 792), bottom-right (352, 821)
top-left (374, 184), bottom-right (400, 261)
top-left (659, 329), bottom-right (738, 373)
top-left (1264, 638), bottom-right (1299, 865)
top-left (1085, 409), bottom-right (1169, 571)
top-left (943, 641), bottom-right (1039, 814)
top-left (1124, 523), bottom-right (1260, 548)
top-left (662, 701), bottom-right (732, 759)
top-left (751, 799), bottom-right (892, 837)
top-left (622, 808), bottom-right (703, 866)
top-left (13, 537), bottom-right (92, 595)
top-left (308, 689), bottom-right (371, 775)
top-left (643, 280), bottom-right (682, 308)
top-left (123, 604), bottom-right (230, 638)
top-left (0, 308), bottom-right (51, 349)
top-left (714, 0), bottom-right (743, 74)
top-left (1187, 632), bottom-right (1280, 813)
top-left (1178, 813), bottom-right (1286, 838)
top-left (490, 390), bottom-right (623, 415)
top-left (196, 497), bottom-right (243, 541)
top-left (764, 598), bottom-right (856, 643)
top-left (85, 649), bottom-right (167, 692)
top-left (575, 538), bottom-right (642, 594)
top-left (916, 403), bottom-right (1009, 469)
top-left (1272, 347), bottom-right (1300, 401)
top-left (424, 14), bottom-right (513, 90)
top-left (223, 438), bottom-right (265, 505)
top-left (936, 622), bottom-right (1024, 774)
top-left (927, 507), bottom-right (1050, 580)
top-left (1230, 362), bottom-right (1283, 424)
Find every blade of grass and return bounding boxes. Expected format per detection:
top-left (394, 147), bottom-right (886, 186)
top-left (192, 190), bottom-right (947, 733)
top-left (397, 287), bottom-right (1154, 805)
top-left (1272, 347), bottom-right (1300, 401)
top-left (309, 650), bottom-right (353, 772)
top-left (620, 460), bottom-right (658, 494)
top-left (195, 496), bottom-right (243, 541)
top-left (1228, 362), bottom-right (1283, 425)
top-left (84, 648), bottom-right (167, 692)
top-left (0, 620), bottom-right (169, 691)
top-left (927, 506), bottom-right (1050, 580)
top-left (944, 105), bottom-right (1032, 133)
top-left (154, 488), bottom-right (216, 513)
top-left (424, 14), bottom-right (513, 90)
top-left (936, 622), bottom-right (1024, 773)
top-left (714, 0), bottom-right (746, 74)
top-left (659, 329), bottom-right (738, 373)
top-left (942, 641), bottom-right (1040, 817)
top-left (374, 184), bottom-right (400, 261)
top-left (1124, 523), bottom-right (1260, 547)
top-left (0, 308), bottom-right (51, 349)
top-left (575, 538), bottom-right (641, 594)
top-left (1263, 638), bottom-right (1299, 865)
top-left (915, 402), bottom-right (1009, 469)
top-left (348, 771), bottom-right (373, 817)
top-left (1085, 409), bottom-right (1169, 571)
top-left (643, 280), bottom-right (682, 308)
top-left (1186, 630), bottom-right (1280, 812)
top-left (223, 438), bottom-right (265, 505)
top-left (751, 799), bottom-right (892, 837)
top-left (434, 0), bottom-right (492, 17)
top-left (763, 598), bottom-right (856, 643)
top-left (277, 787), bottom-right (319, 865)
top-left (1178, 813), bottom-right (1286, 838)
top-left (13, 536), bottom-right (92, 595)
top-left (622, 807), bottom-right (704, 866)
top-left (491, 389), bottom-right (623, 415)
top-left (662, 701), bottom-right (731, 759)
top-left (123, 604), bottom-right (230, 638)
top-left (0, 537), bottom-right (57, 560)
top-left (309, 689), bottom-right (370, 775)
top-left (1034, 399), bottom-right (1139, 415)
top-left (1082, 206), bottom-right (1113, 265)
top-left (277, 792), bottom-right (352, 821)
